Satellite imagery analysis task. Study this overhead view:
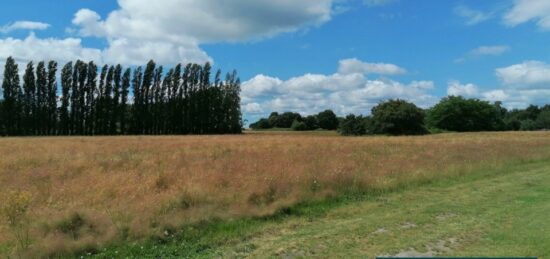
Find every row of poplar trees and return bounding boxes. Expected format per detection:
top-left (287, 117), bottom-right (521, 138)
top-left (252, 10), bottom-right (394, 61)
top-left (0, 57), bottom-right (242, 136)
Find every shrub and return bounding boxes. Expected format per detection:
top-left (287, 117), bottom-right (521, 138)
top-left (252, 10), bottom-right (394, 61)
top-left (371, 99), bottom-right (427, 135)
top-left (426, 96), bottom-right (503, 132)
top-left (316, 110), bottom-right (339, 130)
top-left (520, 119), bottom-right (538, 131)
top-left (291, 120), bottom-right (308, 131)
top-left (1, 191), bottom-right (33, 252)
top-left (339, 115), bottom-right (367, 136)
top-left (536, 110), bottom-right (550, 129)
top-left (249, 118), bottom-right (271, 130)
top-left (304, 115), bottom-right (319, 130)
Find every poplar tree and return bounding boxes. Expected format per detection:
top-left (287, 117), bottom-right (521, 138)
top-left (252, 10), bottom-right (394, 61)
top-left (1, 57), bottom-right (21, 135)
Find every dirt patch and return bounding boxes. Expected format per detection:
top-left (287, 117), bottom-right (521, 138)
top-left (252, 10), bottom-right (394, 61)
top-left (399, 222), bottom-right (417, 229)
top-left (381, 237), bottom-right (458, 257)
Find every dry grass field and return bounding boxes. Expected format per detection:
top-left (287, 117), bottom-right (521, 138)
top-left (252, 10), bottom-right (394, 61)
top-left (1, 132), bottom-right (550, 257)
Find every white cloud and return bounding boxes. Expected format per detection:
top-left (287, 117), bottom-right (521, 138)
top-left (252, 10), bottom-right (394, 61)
top-left (447, 80), bottom-right (479, 97)
top-left (0, 21), bottom-right (51, 33)
top-left (243, 103), bottom-right (263, 114)
top-left (504, 0), bottom-right (550, 30)
top-left (455, 45), bottom-right (510, 63)
top-left (454, 5), bottom-right (493, 25)
top-left (363, 0), bottom-right (396, 7)
top-left (242, 58), bottom-right (436, 118)
top-left (470, 45), bottom-right (510, 56)
top-left (496, 61), bottom-right (550, 86)
top-left (68, 0), bottom-right (337, 65)
top-left (0, 33), bottom-right (102, 63)
top-left (338, 58), bottom-right (407, 75)
top-left (482, 90), bottom-right (509, 102)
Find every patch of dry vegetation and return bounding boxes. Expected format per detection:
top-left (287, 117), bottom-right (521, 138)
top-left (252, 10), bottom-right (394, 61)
top-left (1, 132), bottom-right (550, 257)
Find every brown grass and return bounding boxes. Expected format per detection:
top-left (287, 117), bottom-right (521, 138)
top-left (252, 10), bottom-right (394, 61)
top-left (1, 131), bottom-right (550, 257)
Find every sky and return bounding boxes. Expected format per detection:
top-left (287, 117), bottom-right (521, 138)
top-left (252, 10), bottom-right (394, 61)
top-left (1, 0), bottom-right (550, 124)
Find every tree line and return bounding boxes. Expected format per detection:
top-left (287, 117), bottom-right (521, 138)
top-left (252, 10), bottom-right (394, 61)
top-left (250, 96), bottom-right (550, 136)
top-left (0, 57), bottom-right (242, 136)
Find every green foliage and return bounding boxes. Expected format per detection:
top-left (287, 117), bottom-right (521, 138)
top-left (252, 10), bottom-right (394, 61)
top-left (291, 120), bottom-right (308, 131)
top-left (536, 110), bottom-right (550, 129)
top-left (304, 115), bottom-right (319, 130)
top-left (426, 96), bottom-right (503, 132)
top-left (338, 114), bottom-right (368, 136)
top-left (249, 118), bottom-right (271, 129)
top-left (520, 119), bottom-right (537, 131)
top-left (0, 58), bottom-right (242, 136)
top-left (371, 99), bottom-right (427, 135)
top-left (316, 110), bottom-right (339, 130)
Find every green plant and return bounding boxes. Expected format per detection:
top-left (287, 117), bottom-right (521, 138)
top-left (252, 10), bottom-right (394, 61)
top-left (1, 191), bottom-right (33, 254)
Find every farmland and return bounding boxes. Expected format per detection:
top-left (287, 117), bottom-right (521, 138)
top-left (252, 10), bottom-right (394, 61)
top-left (1, 131), bottom-right (550, 257)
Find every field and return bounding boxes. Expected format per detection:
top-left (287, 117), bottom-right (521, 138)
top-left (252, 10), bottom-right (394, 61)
top-left (1, 132), bottom-right (550, 257)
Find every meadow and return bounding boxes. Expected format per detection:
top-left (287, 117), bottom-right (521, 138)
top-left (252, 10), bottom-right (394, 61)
top-left (1, 131), bottom-right (550, 257)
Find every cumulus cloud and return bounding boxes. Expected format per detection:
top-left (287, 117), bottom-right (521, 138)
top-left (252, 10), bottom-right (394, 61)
top-left (241, 58), bottom-right (436, 119)
top-left (0, 33), bottom-right (102, 63)
top-left (67, 0), bottom-right (337, 65)
top-left (454, 5), bottom-right (493, 25)
top-left (504, 0), bottom-right (550, 30)
top-left (447, 80), bottom-right (479, 97)
top-left (0, 21), bottom-right (51, 33)
top-left (496, 61), bottom-right (550, 86)
top-left (338, 58), bottom-right (407, 75)
top-left (363, 0), bottom-right (396, 7)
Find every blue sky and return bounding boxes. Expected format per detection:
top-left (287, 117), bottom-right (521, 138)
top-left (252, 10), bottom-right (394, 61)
top-left (1, 0), bottom-right (550, 124)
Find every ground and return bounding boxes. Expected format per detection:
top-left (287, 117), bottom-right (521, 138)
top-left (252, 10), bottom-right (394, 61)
top-left (1, 132), bottom-right (549, 258)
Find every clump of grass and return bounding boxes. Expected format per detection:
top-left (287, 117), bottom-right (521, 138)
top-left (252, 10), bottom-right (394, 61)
top-left (55, 212), bottom-right (86, 240)
top-left (1, 190), bottom-right (32, 256)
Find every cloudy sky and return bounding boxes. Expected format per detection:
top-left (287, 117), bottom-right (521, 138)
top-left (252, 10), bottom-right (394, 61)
top-left (1, 0), bottom-right (550, 124)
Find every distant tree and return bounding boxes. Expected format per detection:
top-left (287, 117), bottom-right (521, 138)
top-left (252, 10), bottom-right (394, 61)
top-left (22, 62), bottom-right (36, 135)
top-left (120, 68), bottom-right (131, 134)
top-left (339, 114), bottom-right (367, 136)
top-left (1, 57), bottom-right (21, 135)
top-left (371, 99), bottom-right (427, 135)
top-left (304, 115), bottom-right (319, 130)
top-left (316, 110), bottom-right (339, 130)
top-left (1, 58), bottom-right (242, 136)
top-left (520, 119), bottom-right (537, 131)
top-left (273, 112), bottom-right (301, 128)
top-left (46, 61), bottom-right (58, 135)
top-left (249, 118), bottom-right (271, 129)
top-left (60, 62), bottom-right (73, 135)
top-left (426, 96), bottom-right (502, 132)
top-left (35, 61), bottom-right (48, 135)
top-left (536, 110), bottom-right (550, 129)
top-left (291, 120), bottom-right (308, 131)
top-left (112, 65), bottom-right (122, 134)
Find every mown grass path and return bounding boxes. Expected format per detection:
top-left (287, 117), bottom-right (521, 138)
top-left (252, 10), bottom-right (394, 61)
top-left (94, 160), bottom-right (550, 258)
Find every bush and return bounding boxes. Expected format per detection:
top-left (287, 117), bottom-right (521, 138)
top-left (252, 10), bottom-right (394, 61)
top-left (316, 110), bottom-right (339, 130)
top-left (291, 120), bottom-right (308, 131)
top-left (536, 110), bottom-right (550, 129)
top-left (304, 115), bottom-right (319, 130)
top-left (249, 118), bottom-right (271, 130)
top-left (520, 119), bottom-right (538, 131)
top-left (339, 115), bottom-right (367, 136)
top-left (371, 99), bottom-right (427, 135)
top-left (426, 96), bottom-right (503, 132)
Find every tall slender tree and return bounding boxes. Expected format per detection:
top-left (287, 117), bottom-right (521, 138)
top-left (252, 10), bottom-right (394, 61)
top-left (60, 62), bottom-right (73, 135)
top-left (22, 62), bottom-right (36, 135)
top-left (120, 68), bottom-right (131, 134)
top-left (1, 57), bottom-right (21, 135)
top-left (47, 61), bottom-right (58, 135)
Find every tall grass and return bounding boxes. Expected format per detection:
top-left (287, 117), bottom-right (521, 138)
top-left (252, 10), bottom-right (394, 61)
top-left (1, 132), bottom-right (550, 257)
